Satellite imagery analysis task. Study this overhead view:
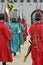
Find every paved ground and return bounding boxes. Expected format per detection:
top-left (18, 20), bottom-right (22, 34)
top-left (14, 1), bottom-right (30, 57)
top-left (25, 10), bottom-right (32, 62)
top-left (0, 36), bottom-right (32, 65)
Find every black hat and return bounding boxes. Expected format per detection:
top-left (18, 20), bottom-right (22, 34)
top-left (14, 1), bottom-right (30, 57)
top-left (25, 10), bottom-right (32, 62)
top-left (35, 13), bottom-right (41, 21)
top-left (0, 13), bottom-right (5, 20)
top-left (12, 18), bottom-right (17, 22)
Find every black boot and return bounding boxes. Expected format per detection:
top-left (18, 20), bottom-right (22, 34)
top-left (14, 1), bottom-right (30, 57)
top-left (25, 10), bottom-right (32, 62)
top-left (3, 62), bottom-right (6, 65)
top-left (14, 52), bottom-right (16, 56)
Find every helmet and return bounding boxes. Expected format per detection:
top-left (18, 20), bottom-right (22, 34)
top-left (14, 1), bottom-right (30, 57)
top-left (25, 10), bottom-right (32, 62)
top-left (35, 13), bottom-right (41, 21)
top-left (0, 13), bottom-right (5, 20)
top-left (12, 18), bottom-right (18, 23)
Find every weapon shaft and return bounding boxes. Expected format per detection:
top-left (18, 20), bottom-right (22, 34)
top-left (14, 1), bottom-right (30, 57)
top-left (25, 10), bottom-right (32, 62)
top-left (25, 45), bottom-right (31, 58)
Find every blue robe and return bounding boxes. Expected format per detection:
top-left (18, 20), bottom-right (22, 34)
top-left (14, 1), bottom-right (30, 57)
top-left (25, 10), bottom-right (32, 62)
top-left (9, 23), bottom-right (20, 53)
top-left (18, 23), bottom-right (24, 45)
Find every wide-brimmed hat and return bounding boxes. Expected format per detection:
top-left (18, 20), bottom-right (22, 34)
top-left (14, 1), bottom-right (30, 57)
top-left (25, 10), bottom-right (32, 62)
top-left (0, 13), bottom-right (5, 19)
top-left (35, 13), bottom-right (41, 21)
top-left (12, 18), bottom-right (17, 22)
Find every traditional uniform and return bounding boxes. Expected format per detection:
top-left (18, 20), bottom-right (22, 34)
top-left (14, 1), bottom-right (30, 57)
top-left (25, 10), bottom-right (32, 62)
top-left (18, 23), bottom-right (24, 45)
top-left (28, 13), bottom-right (43, 65)
top-left (9, 22), bottom-right (20, 53)
top-left (18, 17), bottom-right (24, 46)
top-left (0, 21), bottom-right (12, 62)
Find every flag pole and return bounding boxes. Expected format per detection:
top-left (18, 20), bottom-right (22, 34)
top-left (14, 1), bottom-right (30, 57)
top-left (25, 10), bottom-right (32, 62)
top-left (5, 0), bottom-right (11, 24)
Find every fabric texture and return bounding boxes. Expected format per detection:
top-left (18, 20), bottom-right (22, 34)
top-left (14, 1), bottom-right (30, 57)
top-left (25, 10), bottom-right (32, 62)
top-left (28, 22), bottom-right (43, 65)
top-left (9, 23), bottom-right (20, 53)
top-left (0, 21), bottom-right (12, 62)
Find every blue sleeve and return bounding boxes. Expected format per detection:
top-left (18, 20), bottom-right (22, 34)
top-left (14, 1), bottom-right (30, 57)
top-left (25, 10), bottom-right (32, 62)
top-left (21, 24), bottom-right (24, 31)
top-left (16, 24), bottom-right (21, 33)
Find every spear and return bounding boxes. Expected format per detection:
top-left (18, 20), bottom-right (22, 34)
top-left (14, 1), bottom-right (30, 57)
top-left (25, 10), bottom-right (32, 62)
top-left (5, 0), bottom-right (10, 24)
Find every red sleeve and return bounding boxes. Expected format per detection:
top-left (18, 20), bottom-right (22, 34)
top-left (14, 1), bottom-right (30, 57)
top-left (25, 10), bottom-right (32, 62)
top-left (28, 26), bottom-right (32, 36)
top-left (3, 24), bottom-right (12, 40)
top-left (41, 25), bottom-right (43, 42)
top-left (22, 22), bottom-right (27, 32)
top-left (38, 24), bottom-right (43, 52)
top-left (24, 23), bottom-right (27, 31)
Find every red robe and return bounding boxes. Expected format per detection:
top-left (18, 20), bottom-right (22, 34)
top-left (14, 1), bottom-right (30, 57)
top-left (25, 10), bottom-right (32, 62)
top-left (21, 20), bottom-right (27, 41)
top-left (0, 20), bottom-right (13, 62)
top-left (29, 22), bottom-right (43, 65)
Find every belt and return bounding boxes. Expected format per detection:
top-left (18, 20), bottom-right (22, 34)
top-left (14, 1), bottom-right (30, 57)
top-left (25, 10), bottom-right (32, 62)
top-left (12, 34), bottom-right (17, 35)
top-left (31, 37), bottom-right (41, 40)
top-left (34, 37), bottom-right (41, 39)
